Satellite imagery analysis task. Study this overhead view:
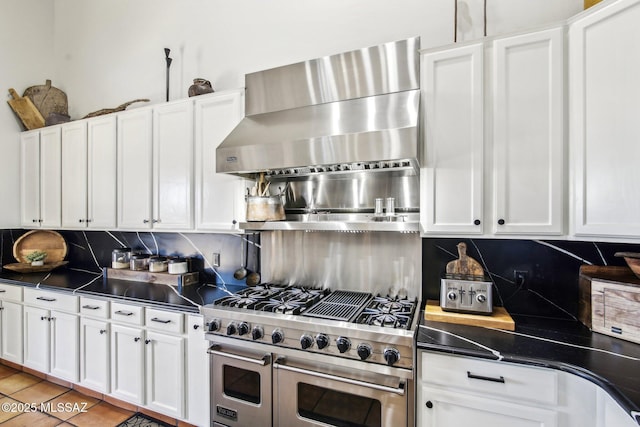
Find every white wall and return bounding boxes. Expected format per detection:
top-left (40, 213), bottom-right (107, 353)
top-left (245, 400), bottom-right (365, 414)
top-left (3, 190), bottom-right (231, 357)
top-left (52, 0), bottom-right (582, 119)
top-left (0, 0), bottom-right (55, 227)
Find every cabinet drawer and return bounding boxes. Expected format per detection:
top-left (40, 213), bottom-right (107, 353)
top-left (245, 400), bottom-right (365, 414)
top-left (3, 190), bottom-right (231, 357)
top-left (80, 297), bottom-right (110, 319)
top-left (145, 308), bottom-right (183, 334)
top-left (421, 351), bottom-right (558, 405)
top-left (0, 283), bottom-right (23, 303)
top-left (110, 302), bottom-right (144, 325)
top-left (24, 288), bottom-right (78, 313)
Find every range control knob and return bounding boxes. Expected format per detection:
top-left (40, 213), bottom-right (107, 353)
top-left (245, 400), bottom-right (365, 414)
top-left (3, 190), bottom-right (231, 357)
top-left (315, 334), bottom-right (330, 350)
top-left (238, 322), bottom-right (250, 336)
top-left (226, 322), bottom-right (237, 336)
top-left (271, 329), bottom-right (284, 344)
top-left (251, 326), bottom-right (264, 341)
top-left (476, 294), bottom-right (487, 303)
top-left (300, 334), bottom-right (314, 350)
top-left (447, 291), bottom-right (457, 301)
top-left (356, 343), bottom-right (372, 360)
top-left (336, 336), bottom-right (351, 354)
top-left (207, 319), bottom-right (221, 332)
top-left (384, 348), bottom-right (400, 366)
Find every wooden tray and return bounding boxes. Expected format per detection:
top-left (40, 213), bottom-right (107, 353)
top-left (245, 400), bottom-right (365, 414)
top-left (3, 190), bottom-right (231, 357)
top-left (424, 300), bottom-right (515, 331)
top-left (13, 230), bottom-right (67, 263)
top-left (7, 88), bottom-right (45, 130)
top-left (103, 268), bottom-right (199, 288)
top-left (2, 261), bottom-right (68, 273)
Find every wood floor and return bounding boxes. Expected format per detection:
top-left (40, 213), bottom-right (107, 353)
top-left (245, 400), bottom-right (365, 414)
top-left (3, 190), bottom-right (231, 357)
top-left (0, 363), bottom-right (191, 426)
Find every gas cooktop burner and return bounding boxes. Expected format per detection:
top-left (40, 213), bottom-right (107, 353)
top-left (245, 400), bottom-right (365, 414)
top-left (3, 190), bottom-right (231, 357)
top-left (214, 284), bottom-right (286, 309)
top-left (354, 295), bottom-right (417, 330)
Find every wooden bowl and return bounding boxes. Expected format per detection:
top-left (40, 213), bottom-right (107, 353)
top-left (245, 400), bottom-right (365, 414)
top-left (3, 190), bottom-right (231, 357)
top-left (13, 230), bottom-right (67, 263)
top-left (615, 252), bottom-right (640, 279)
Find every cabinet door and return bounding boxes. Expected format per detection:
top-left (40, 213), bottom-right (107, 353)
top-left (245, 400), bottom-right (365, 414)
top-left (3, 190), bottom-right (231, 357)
top-left (50, 310), bottom-right (79, 382)
top-left (195, 90), bottom-right (246, 231)
top-left (20, 131), bottom-right (41, 227)
top-left (80, 317), bottom-right (110, 393)
top-left (61, 121), bottom-right (88, 228)
top-left (87, 115), bottom-right (117, 229)
top-left (23, 305), bottom-right (50, 373)
top-left (39, 126), bottom-right (62, 228)
top-left (570, 0), bottom-right (640, 238)
top-left (111, 323), bottom-right (145, 404)
top-left (1, 301), bottom-right (23, 364)
top-left (421, 43), bottom-right (484, 234)
top-left (145, 330), bottom-right (185, 418)
top-left (186, 314), bottom-right (209, 426)
top-left (117, 108), bottom-right (153, 229)
top-left (153, 100), bottom-right (194, 230)
top-left (419, 386), bottom-right (558, 427)
top-left (493, 27), bottom-right (564, 235)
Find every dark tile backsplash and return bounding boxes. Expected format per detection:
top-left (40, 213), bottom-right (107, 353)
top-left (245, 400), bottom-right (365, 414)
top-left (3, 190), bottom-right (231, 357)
top-left (2, 229), bottom-right (639, 320)
top-left (422, 238), bottom-right (640, 320)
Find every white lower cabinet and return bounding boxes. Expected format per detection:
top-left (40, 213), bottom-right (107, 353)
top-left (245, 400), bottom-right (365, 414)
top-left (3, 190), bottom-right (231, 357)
top-left (187, 314), bottom-right (210, 427)
top-left (110, 323), bottom-right (145, 405)
top-left (418, 351), bottom-right (601, 427)
top-left (0, 284), bottom-right (23, 364)
top-left (23, 289), bottom-right (79, 383)
top-left (145, 331), bottom-right (185, 417)
top-left (79, 317), bottom-right (110, 393)
top-left (420, 386), bottom-right (558, 426)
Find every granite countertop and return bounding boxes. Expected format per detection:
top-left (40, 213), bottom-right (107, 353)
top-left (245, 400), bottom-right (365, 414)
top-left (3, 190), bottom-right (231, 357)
top-left (417, 314), bottom-right (640, 425)
top-left (0, 267), bottom-right (247, 313)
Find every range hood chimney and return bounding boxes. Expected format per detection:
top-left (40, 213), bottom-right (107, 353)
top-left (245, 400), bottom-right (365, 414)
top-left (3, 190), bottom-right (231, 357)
top-left (216, 37), bottom-right (421, 178)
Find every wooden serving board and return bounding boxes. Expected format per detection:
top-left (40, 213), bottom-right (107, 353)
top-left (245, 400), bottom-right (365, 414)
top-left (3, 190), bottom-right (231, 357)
top-left (7, 88), bottom-right (45, 130)
top-left (3, 261), bottom-right (68, 273)
top-left (424, 300), bottom-right (515, 331)
top-left (13, 230), bottom-right (67, 263)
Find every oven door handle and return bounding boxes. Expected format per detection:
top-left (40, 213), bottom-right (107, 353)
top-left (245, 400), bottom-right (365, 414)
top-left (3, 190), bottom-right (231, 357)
top-left (273, 359), bottom-right (405, 396)
top-left (207, 346), bottom-right (271, 366)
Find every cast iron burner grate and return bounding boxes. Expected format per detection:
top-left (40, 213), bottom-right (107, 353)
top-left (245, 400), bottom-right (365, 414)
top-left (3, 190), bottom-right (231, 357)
top-left (354, 296), bottom-right (417, 329)
top-left (213, 284), bottom-right (286, 309)
top-left (253, 286), bottom-right (329, 314)
top-left (302, 291), bottom-right (372, 322)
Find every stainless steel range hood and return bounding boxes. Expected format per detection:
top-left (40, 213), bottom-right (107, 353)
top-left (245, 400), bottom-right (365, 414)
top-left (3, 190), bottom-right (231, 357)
top-left (217, 37), bottom-right (421, 232)
top-left (216, 37), bottom-right (420, 177)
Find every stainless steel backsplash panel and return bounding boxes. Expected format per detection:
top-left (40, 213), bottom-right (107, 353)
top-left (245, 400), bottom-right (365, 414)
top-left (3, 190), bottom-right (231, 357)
top-left (261, 231), bottom-right (422, 300)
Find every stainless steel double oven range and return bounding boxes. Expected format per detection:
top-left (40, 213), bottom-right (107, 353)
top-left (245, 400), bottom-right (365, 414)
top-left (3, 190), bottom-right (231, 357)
top-left (203, 36), bottom-right (422, 427)
top-left (202, 245), bottom-right (421, 427)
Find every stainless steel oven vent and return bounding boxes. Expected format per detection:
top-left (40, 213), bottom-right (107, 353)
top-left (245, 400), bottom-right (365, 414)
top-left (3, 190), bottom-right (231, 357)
top-left (303, 291), bottom-right (372, 322)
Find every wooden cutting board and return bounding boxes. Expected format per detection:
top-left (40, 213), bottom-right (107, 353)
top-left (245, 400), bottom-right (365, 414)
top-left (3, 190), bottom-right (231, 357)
top-left (13, 230), bottom-right (67, 263)
top-left (424, 300), bottom-right (515, 331)
top-left (7, 88), bottom-right (45, 130)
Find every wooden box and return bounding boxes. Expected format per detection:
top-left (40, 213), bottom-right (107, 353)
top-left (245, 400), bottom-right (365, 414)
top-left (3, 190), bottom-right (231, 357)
top-left (103, 267), bottom-right (199, 291)
top-left (591, 278), bottom-right (640, 344)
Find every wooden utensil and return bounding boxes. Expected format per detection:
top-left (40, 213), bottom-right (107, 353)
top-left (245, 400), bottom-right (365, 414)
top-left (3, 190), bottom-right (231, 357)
top-left (7, 88), bottom-right (45, 130)
top-left (23, 80), bottom-right (68, 121)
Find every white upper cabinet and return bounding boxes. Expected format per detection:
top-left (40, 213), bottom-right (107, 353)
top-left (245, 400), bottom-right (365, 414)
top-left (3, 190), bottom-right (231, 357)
top-left (492, 26), bottom-right (565, 235)
top-left (63, 116), bottom-right (116, 229)
top-left (152, 99), bottom-right (194, 230)
top-left (61, 121), bottom-right (88, 228)
top-left (570, 0), bottom-right (640, 239)
top-left (20, 127), bottom-right (61, 228)
top-left (117, 108), bottom-right (154, 229)
top-left (421, 43), bottom-right (485, 235)
top-left (194, 90), bottom-right (247, 231)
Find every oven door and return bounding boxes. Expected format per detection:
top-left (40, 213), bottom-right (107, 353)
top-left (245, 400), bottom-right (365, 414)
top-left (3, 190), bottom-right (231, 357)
top-left (273, 357), bottom-right (409, 427)
top-left (209, 343), bottom-right (272, 427)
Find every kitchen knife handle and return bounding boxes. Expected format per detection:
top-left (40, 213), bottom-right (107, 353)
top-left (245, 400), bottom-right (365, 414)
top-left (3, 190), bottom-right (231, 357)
top-left (467, 371), bottom-right (505, 383)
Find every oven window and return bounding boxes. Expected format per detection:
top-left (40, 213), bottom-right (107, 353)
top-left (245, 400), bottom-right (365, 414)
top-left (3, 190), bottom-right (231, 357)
top-left (297, 383), bottom-right (381, 427)
top-left (223, 365), bottom-right (261, 404)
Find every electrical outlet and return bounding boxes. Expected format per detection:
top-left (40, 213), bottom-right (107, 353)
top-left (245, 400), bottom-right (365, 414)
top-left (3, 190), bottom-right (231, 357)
top-left (213, 253), bottom-right (221, 267)
top-left (514, 270), bottom-right (528, 286)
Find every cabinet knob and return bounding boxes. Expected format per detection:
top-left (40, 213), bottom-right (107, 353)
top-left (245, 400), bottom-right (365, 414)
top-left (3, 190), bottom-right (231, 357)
top-left (145, 339), bottom-right (151, 345)
top-left (143, 219), bottom-right (150, 224)
top-left (86, 219), bottom-right (92, 223)
top-left (498, 219), bottom-right (505, 225)
top-left (232, 220), bottom-right (237, 225)
top-left (32, 219), bottom-right (38, 223)
top-left (134, 337), bottom-right (141, 342)
top-left (78, 219), bottom-right (85, 223)
top-left (99, 329), bottom-right (107, 334)
top-left (193, 324), bottom-right (200, 330)
top-left (426, 401), bottom-right (433, 409)
top-left (152, 219), bottom-right (160, 224)
top-left (39, 219), bottom-right (43, 223)
top-left (40, 316), bottom-right (47, 321)
top-left (474, 219), bottom-right (481, 225)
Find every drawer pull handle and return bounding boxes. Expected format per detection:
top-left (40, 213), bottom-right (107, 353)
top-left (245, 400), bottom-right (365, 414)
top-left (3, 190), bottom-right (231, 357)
top-left (115, 310), bottom-right (134, 316)
top-left (0, 289), bottom-right (6, 293)
top-left (36, 296), bottom-right (56, 302)
top-left (467, 371), bottom-right (505, 383)
top-left (151, 318), bottom-right (171, 324)
top-left (82, 305), bottom-right (100, 310)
